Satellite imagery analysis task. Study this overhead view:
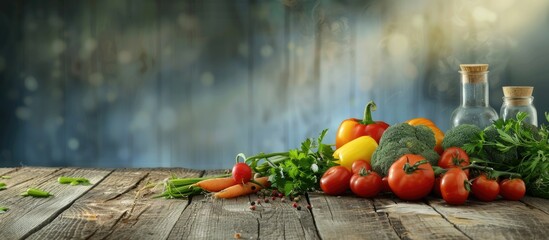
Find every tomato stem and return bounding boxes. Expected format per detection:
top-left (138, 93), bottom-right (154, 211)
top-left (465, 160), bottom-right (522, 179)
top-left (402, 158), bottom-right (429, 174)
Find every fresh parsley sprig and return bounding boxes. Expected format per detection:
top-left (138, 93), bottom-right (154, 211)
top-left (245, 129), bottom-right (337, 196)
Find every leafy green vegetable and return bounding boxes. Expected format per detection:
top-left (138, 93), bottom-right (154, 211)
top-left (463, 112), bottom-right (549, 198)
top-left (0, 182), bottom-right (6, 191)
top-left (246, 129), bottom-right (337, 196)
top-left (0, 206), bottom-right (8, 213)
top-left (0, 176), bottom-right (11, 179)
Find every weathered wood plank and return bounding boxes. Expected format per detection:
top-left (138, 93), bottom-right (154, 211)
top-left (522, 196), bottom-right (549, 215)
top-left (0, 167), bottom-right (18, 177)
top-left (0, 167), bottom-right (61, 194)
top-left (100, 169), bottom-right (201, 240)
top-left (427, 198), bottom-right (549, 239)
top-left (27, 169), bottom-right (149, 239)
top-left (0, 167), bottom-right (112, 239)
top-left (308, 193), bottom-right (400, 240)
top-left (374, 197), bottom-right (469, 240)
top-left (27, 168), bottom-right (200, 240)
top-left (257, 192), bottom-right (319, 240)
top-left (169, 170), bottom-right (319, 240)
top-left (168, 195), bottom-right (259, 240)
top-left (167, 170), bottom-right (258, 239)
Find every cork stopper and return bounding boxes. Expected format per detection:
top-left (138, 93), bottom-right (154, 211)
top-left (460, 64), bottom-right (489, 72)
top-left (503, 86), bottom-right (534, 106)
top-left (459, 64), bottom-right (489, 83)
top-left (503, 86), bottom-right (533, 97)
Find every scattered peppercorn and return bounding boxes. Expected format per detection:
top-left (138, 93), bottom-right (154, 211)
top-left (249, 206), bottom-right (256, 211)
top-left (234, 233), bottom-right (242, 239)
top-left (292, 202), bottom-right (298, 208)
top-left (249, 201), bottom-right (255, 206)
top-left (264, 199), bottom-right (269, 203)
top-left (307, 205), bottom-right (312, 210)
top-left (297, 206), bottom-right (302, 211)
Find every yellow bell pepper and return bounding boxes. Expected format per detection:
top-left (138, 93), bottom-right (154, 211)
top-left (332, 136), bottom-right (378, 170)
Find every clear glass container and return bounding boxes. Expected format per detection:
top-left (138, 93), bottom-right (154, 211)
top-left (450, 64), bottom-right (498, 129)
top-left (500, 86), bottom-right (537, 126)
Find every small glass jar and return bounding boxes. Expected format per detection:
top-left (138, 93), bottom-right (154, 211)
top-left (450, 64), bottom-right (499, 129)
top-left (500, 86), bottom-right (537, 126)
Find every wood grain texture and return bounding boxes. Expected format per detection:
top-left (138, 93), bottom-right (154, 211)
top-left (0, 167), bottom-right (17, 177)
top-left (27, 168), bottom-right (200, 240)
top-left (99, 169), bottom-right (201, 240)
top-left (374, 197), bottom-right (469, 240)
top-left (0, 167), bottom-right (112, 239)
top-left (308, 192), bottom-right (400, 240)
top-left (167, 169), bottom-right (258, 239)
top-left (522, 196), bottom-right (549, 215)
top-left (169, 170), bottom-right (319, 240)
top-left (427, 198), bottom-right (549, 239)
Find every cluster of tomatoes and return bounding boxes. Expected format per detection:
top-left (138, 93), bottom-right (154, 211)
top-left (320, 160), bottom-right (384, 198)
top-left (433, 147), bottom-right (526, 204)
top-left (320, 147), bottom-right (526, 204)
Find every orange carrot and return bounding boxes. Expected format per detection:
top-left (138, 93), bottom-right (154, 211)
top-left (214, 177), bottom-right (270, 199)
top-left (194, 177), bottom-right (237, 192)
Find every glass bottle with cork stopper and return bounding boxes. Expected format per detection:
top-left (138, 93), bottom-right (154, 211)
top-left (450, 64), bottom-right (498, 128)
top-left (501, 86), bottom-right (537, 126)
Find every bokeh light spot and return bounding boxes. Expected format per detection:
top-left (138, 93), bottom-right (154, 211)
top-left (260, 45), bottom-right (273, 58)
top-left (16, 107), bottom-right (32, 120)
top-left (201, 72), bottom-right (214, 87)
top-left (25, 76), bottom-right (38, 91)
top-left (67, 138), bottom-right (79, 150)
top-left (118, 51), bottom-right (133, 64)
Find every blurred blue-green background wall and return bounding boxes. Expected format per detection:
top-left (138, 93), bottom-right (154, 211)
top-left (1, 0), bottom-right (549, 169)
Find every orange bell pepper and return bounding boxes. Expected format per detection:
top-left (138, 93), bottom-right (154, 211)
top-left (406, 118), bottom-right (444, 154)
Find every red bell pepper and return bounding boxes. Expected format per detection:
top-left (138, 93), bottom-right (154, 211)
top-left (335, 101), bottom-right (389, 148)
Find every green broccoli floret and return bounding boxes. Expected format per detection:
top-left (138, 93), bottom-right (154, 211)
top-left (442, 124), bottom-right (481, 149)
top-left (371, 123), bottom-right (439, 176)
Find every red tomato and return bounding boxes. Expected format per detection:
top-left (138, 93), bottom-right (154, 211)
top-left (232, 162), bottom-right (252, 184)
top-left (350, 171), bottom-right (382, 198)
top-left (381, 176), bottom-right (391, 193)
top-left (320, 166), bottom-right (353, 195)
top-left (440, 168), bottom-right (469, 205)
top-left (432, 176), bottom-right (442, 197)
top-left (500, 178), bottom-right (526, 201)
top-left (388, 154), bottom-right (435, 201)
top-left (471, 174), bottom-right (499, 202)
top-left (351, 160), bottom-right (372, 174)
top-left (439, 147), bottom-right (470, 177)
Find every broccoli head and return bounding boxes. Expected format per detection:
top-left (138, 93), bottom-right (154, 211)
top-left (441, 124), bottom-right (481, 150)
top-left (371, 123), bottom-right (439, 176)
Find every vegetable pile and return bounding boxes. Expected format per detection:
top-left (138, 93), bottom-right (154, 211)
top-left (150, 101), bottom-right (549, 207)
top-left (462, 112), bottom-right (549, 198)
top-left (3, 101), bottom-right (548, 214)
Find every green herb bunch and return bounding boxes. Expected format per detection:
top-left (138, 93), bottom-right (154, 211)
top-left (463, 112), bottom-right (549, 198)
top-left (246, 129), bottom-right (337, 197)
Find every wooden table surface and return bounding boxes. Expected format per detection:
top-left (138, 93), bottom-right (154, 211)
top-left (1, 167), bottom-right (548, 240)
